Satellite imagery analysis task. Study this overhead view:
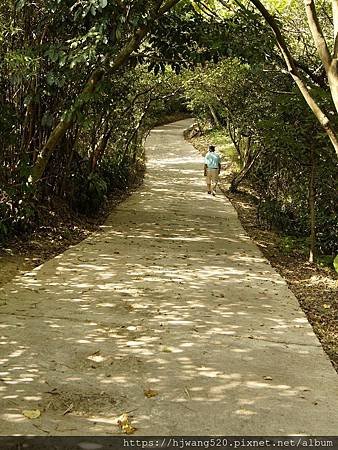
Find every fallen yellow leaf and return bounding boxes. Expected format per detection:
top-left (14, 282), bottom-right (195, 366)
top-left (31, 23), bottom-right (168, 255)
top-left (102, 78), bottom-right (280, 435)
top-left (117, 413), bottom-right (137, 435)
top-left (144, 389), bottom-right (158, 398)
top-left (23, 409), bottom-right (41, 419)
top-left (323, 304), bottom-right (331, 309)
top-left (162, 347), bottom-right (172, 353)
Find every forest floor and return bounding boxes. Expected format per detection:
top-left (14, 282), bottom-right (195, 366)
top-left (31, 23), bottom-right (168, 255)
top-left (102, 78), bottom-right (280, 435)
top-left (187, 132), bottom-right (338, 374)
top-left (1, 119), bottom-right (338, 435)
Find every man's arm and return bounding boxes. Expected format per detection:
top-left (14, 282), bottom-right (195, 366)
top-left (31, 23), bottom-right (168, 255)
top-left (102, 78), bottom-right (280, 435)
top-left (204, 163), bottom-right (208, 176)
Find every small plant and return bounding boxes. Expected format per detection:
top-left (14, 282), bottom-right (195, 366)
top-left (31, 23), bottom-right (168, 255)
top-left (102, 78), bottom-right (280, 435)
top-left (72, 172), bottom-right (107, 215)
top-left (278, 235), bottom-right (308, 256)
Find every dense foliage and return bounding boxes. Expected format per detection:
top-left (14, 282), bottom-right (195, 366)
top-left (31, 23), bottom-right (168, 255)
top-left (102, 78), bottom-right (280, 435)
top-left (0, 0), bottom-right (337, 262)
top-left (0, 1), bottom-right (196, 237)
top-left (182, 33), bottom-right (337, 257)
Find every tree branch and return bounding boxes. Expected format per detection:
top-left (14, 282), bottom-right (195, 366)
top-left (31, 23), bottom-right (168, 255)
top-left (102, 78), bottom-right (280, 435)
top-left (303, 0), bottom-right (332, 72)
top-left (194, 0), bottom-right (222, 20)
top-left (249, 0), bottom-right (338, 157)
top-left (31, 0), bottom-right (184, 182)
top-left (158, 0), bottom-right (181, 15)
top-left (294, 59), bottom-right (327, 88)
top-left (333, 0), bottom-right (338, 57)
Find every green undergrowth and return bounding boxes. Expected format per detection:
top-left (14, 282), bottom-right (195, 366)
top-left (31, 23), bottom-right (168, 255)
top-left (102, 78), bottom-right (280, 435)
top-left (278, 235), bottom-right (335, 269)
top-left (189, 127), bottom-right (337, 272)
top-left (278, 235), bottom-right (308, 256)
top-left (196, 128), bottom-right (239, 165)
top-left (205, 129), bottom-right (238, 164)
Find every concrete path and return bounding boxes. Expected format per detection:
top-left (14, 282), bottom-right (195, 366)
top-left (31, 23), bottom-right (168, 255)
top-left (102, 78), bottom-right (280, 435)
top-left (0, 119), bottom-right (338, 436)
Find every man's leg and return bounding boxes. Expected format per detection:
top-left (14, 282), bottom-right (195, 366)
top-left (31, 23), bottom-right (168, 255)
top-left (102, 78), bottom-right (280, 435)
top-left (206, 171), bottom-right (211, 194)
top-left (211, 170), bottom-right (219, 195)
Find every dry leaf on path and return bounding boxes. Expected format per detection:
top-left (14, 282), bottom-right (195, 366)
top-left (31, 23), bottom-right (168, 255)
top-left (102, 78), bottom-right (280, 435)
top-left (263, 376), bottom-right (273, 381)
top-left (63, 403), bottom-right (74, 415)
top-left (45, 387), bottom-right (59, 395)
top-left (117, 413), bottom-right (137, 434)
top-left (162, 347), bottom-right (172, 353)
top-left (184, 387), bottom-right (191, 399)
top-left (144, 389), bottom-right (158, 398)
top-left (23, 409), bottom-right (41, 419)
top-left (45, 401), bottom-right (52, 411)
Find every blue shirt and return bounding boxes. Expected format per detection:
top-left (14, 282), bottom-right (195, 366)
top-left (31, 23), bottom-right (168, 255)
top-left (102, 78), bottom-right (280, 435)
top-left (204, 151), bottom-right (221, 169)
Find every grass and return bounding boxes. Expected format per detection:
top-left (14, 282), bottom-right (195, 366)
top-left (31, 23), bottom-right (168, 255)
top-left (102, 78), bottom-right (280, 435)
top-left (195, 128), bottom-right (241, 168)
top-left (278, 235), bottom-right (308, 256)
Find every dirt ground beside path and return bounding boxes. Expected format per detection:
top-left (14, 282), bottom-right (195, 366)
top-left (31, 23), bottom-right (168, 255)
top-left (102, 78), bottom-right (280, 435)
top-left (1, 119), bottom-right (338, 436)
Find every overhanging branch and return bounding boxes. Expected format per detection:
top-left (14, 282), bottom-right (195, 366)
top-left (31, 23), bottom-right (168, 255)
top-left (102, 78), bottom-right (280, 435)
top-left (303, 0), bottom-right (332, 72)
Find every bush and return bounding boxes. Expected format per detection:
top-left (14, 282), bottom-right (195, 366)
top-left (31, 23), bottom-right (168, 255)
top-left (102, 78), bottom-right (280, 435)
top-left (72, 172), bottom-right (108, 216)
top-left (0, 188), bottom-right (37, 240)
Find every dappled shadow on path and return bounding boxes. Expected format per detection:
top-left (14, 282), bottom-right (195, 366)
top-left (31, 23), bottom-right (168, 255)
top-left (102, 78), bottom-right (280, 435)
top-left (0, 120), bottom-right (337, 435)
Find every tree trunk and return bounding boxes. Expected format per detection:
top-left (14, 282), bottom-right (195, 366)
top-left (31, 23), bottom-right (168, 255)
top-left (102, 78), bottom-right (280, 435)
top-left (30, 0), bottom-right (182, 182)
top-left (308, 146), bottom-right (316, 263)
top-left (249, 0), bottom-right (338, 157)
top-left (208, 104), bottom-right (220, 127)
top-left (303, 0), bottom-right (338, 113)
top-left (227, 120), bottom-right (242, 163)
top-left (31, 68), bottom-right (105, 182)
top-left (328, 61), bottom-right (338, 113)
top-left (229, 149), bottom-right (261, 192)
top-left (120, 101), bottom-right (151, 168)
top-left (90, 122), bottom-right (114, 172)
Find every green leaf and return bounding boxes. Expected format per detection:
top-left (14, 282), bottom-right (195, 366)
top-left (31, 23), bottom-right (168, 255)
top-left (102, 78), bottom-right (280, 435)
top-left (15, 0), bottom-right (25, 11)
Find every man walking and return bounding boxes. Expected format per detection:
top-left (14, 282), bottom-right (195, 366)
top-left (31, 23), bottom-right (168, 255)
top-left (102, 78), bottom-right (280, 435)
top-left (204, 145), bottom-right (221, 196)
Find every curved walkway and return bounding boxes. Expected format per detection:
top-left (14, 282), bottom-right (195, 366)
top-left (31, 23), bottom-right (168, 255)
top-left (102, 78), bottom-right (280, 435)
top-left (0, 119), bottom-right (337, 435)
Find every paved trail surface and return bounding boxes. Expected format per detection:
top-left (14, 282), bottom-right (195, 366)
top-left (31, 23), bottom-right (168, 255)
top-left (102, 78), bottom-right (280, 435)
top-left (1, 119), bottom-right (338, 435)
